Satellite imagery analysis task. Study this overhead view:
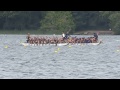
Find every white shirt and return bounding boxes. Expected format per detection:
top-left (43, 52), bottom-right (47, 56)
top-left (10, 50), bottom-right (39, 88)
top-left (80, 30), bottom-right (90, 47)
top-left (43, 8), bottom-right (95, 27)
top-left (62, 33), bottom-right (65, 37)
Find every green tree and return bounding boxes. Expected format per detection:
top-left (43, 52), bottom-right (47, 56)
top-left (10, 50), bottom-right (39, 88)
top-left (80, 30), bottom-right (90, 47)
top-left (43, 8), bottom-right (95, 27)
top-left (0, 11), bottom-right (44, 30)
top-left (72, 11), bottom-right (109, 31)
top-left (108, 12), bottom-right (120, 34)
top-left (100, 11), bottom-right (120, 34)
top-left (40, 11), bottom-right (75, 34)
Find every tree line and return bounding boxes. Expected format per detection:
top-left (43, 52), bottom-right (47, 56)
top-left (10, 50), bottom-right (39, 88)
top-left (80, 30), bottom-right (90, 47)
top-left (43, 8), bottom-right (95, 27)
top-left (0, 11), bottom-right (120, 34)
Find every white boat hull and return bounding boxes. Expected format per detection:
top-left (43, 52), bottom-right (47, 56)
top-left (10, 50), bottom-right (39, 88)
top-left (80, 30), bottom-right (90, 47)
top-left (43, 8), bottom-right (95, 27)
top-left (21, 43), bottom-right (68, 46)
top-left (20, 42), bottom-right (101, 46)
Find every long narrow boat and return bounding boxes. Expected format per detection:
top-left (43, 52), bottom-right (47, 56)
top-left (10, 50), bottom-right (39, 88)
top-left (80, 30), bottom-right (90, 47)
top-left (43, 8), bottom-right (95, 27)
top-left (20, 41), bottom-right (102, 46)
top-left (21, 42), bottom-right (68, 46)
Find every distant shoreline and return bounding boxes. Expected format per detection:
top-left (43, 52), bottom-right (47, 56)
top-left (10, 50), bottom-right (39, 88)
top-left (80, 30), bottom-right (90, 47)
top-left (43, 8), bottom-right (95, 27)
top-left (0, 30), bottom-right (115, 35)
top-left (74, 30), bottom-right (114, 35)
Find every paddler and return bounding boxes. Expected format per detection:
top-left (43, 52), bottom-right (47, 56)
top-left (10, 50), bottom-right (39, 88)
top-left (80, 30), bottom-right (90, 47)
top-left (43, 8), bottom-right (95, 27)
top-left (62, 32), bottom-right (66, 40)
top-left (93, 33), bottom-right (98, 41)
top-left (26, 33), bottom-right (31, 43)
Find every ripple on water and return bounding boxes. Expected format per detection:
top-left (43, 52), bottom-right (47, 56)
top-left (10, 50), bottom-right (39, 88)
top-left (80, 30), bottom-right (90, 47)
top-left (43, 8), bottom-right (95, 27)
top-left (0, 35), bottom-right (120, 78)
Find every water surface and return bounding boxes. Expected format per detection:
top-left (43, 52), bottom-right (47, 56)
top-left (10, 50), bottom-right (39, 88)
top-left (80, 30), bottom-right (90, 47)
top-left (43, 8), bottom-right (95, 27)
top-left (0, 35), bottom-right (120, 79)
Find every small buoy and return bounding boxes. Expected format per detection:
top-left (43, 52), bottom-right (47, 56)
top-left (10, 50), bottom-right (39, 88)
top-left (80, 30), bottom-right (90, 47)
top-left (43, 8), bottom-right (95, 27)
top-left (4, 45), bottom-right (8, 48)
top-left (58, 48), bottom-right (60, 50)
top-left (24, 45), bottom-right (27, 47)
top-left (55, 51), bottom-right (58, 53)
top-left (117, 50), bottom-right (120, 52)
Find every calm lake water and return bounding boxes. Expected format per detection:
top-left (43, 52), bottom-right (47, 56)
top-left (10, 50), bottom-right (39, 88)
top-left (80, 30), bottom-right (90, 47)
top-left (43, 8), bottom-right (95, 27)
top-left (0, 34), bottom-right (120, 79)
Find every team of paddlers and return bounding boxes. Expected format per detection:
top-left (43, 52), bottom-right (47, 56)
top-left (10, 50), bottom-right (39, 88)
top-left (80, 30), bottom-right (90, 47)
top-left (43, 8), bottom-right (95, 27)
top-left (26, 32), bottom-right (98, 45)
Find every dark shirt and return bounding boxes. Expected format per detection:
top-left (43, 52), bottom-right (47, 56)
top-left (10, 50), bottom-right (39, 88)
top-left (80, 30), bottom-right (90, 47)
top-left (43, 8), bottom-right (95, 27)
top-left (26, 35), bottom-right (30, 43)
top-left (94, 33), bottom-right (98, 39)
top-left (65, 33), bottom-right (70, 39)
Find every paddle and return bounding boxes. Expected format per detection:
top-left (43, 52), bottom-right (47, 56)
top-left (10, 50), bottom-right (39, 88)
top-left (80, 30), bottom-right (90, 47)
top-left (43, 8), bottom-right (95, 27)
top-left (98, 39), bottom-right (103, 45)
